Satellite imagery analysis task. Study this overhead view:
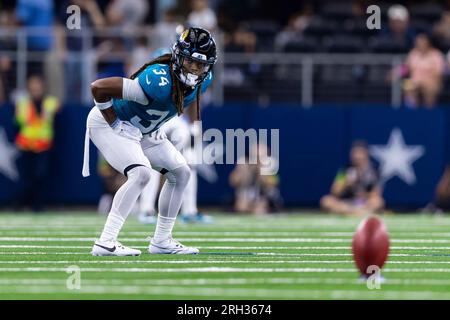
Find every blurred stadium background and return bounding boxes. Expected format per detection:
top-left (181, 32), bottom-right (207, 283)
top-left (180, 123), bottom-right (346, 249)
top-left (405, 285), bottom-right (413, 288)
top-left (1, 0), bottom-right (450, 213)
top-left (3, 0), bottom-right (450, 301)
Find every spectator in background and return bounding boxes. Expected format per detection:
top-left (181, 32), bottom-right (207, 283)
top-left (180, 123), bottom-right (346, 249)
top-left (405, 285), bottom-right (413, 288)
top-left (274, 6), bottom-right (314, 51)
top-left (0, 8), bottom-right (16, 103)
top-left (57, 0), bottom-right (106, 103)
top-left (187, 0), bottom-right (217, 32)
top-left (403, 33), bottom-right (445, 108)
top-left (448, 50), bottom-right (450, 69)
top-left (96, 36), bottom-right (127, 78)
top-left (433, 10), bottom-right (450, 44)
top-left (14, 75), bottom-right (60, 212)
top-left (351, 0), bottom-right (366, 19)
top-left (421, 163), bottom-right (450, 214)
top-left (321, 141), bottom-right (384, 216)
top-left (224, 25), bottom-right (257, 53)
top-left (378, 4), bottom-right (416, 50)
top-left (152, 8), bottom-right (184, 49)
top-left (126, 36), bottom-right (150, 77)
top-left (229, 144), bottom-right (283, 215)
top-left (106, 0), bottom-right (149, 30)
top-left (106, 0), bottom-right (150, 54)
top-left (15, 0), bottom-right (54, 76)
top-left (0, 56), bottom-right (13, 104)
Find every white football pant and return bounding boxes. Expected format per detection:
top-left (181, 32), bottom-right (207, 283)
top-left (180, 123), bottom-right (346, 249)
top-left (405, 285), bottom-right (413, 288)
top-left (84, 107), bottom-right (189, 242)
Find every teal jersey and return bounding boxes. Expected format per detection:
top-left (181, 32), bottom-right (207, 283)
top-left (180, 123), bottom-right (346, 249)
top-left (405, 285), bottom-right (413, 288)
top-left (113, 63), bottom-right (213, 134)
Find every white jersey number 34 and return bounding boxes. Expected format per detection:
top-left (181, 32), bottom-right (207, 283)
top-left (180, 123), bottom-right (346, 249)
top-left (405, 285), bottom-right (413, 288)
top-left (153, 68), bottom-right (169, 86)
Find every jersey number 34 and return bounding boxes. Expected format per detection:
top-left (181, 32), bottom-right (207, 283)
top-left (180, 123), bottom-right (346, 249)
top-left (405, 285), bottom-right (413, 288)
top-left (153, 68), bottom-right (169, 86)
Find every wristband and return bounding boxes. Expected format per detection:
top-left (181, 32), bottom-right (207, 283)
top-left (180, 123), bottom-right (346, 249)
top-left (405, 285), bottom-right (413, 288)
top-left (94, 99), bottom-right (113, 110)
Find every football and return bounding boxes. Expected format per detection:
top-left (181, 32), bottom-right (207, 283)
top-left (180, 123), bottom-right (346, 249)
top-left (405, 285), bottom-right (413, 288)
top-left (352, 216), bottom-right (390, 276)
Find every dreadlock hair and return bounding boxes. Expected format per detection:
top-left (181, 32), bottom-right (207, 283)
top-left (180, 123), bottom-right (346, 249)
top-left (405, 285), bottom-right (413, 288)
top-left (129, 53), bottom-right (202, 120)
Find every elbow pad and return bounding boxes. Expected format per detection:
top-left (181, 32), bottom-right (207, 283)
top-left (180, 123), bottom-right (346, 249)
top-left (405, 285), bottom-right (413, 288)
top-left (122, 78), bottom-right (149, 105)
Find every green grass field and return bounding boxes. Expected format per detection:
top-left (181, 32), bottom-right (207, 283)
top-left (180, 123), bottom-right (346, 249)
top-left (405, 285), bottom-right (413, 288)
top-left (1, 212), bottom-right (450, 300)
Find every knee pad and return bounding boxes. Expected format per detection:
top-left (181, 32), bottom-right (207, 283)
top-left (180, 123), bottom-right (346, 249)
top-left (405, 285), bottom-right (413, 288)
top-left (165, 165), bottom-right (191, 186)
top-left (127, 165), bottom-right (152, 188)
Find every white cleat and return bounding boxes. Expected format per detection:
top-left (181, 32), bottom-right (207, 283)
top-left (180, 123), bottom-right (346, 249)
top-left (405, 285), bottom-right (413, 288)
top-left (91, 240), bottom-right (141, 256)
top-left (148, 237), bottom-right (199, 254)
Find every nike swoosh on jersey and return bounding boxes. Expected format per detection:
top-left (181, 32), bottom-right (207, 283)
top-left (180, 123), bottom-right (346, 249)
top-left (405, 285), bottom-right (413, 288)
top-left (146, 75), bottom-right (151, 85)
top-left (94, 244), bottom-right (116, 252)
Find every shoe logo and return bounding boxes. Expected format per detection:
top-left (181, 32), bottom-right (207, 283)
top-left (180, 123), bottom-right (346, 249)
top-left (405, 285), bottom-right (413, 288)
top-left (146, 75), bottom-right (151, 85)
top-left (95, 244), bottom-right (116, 252)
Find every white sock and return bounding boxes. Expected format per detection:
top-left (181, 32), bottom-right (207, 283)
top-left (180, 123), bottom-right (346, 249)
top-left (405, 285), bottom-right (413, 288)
top-left (153, 215), bottom-right (176, 242)
top-left (99, 211), bottom-right (125, 242)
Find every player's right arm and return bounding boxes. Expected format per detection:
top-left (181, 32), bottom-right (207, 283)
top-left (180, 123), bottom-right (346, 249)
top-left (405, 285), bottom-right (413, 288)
top-left (90, 77), bottom-right (123, 125)
top-left (91, 77), bottom-right (148, 141)
top-left (91, 77), bottom-right (149, 123)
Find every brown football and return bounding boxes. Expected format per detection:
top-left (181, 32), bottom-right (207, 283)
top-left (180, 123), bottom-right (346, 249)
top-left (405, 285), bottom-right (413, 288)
top-left (351, 216), bottom-right (390, 276)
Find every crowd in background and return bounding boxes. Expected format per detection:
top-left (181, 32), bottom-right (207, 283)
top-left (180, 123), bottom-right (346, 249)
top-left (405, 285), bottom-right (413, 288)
top-left (2, 0), bottom-right (450, 214)
top-left (2, 1), bottom-right (450, 106)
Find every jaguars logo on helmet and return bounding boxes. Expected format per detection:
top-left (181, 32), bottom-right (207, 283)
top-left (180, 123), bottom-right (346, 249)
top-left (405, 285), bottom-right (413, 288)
top-left (172, 27), bottom-right (217, 87)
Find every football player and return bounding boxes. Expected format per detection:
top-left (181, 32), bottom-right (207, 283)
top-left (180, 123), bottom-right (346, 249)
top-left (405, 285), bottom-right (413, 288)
top-left (82, 27), bottom-right (217, 256)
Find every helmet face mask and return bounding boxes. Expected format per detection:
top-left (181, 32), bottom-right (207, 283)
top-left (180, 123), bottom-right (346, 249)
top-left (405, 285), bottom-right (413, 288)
top-left (172, 27), bottom-right (217, 87)
top-left (174, 54), bottom-right (212, 87)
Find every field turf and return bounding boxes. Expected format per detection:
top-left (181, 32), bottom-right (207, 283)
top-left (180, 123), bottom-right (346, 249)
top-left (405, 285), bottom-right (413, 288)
top-left (1, 212), bottom-right (450, 300)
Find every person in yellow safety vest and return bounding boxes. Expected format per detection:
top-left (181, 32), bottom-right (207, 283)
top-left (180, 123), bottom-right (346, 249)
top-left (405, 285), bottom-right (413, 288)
top-left (14, 74), bottom-right (60, 212)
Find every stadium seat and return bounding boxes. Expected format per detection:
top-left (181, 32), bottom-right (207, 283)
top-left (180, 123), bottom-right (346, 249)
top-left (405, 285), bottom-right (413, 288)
top-left (283, 37), bottom-right (319, 53)
top-left (410, 3), bottom-right (443, 23)
top-left (244, 20), bottom-right (280, 52)
top-left (318, 65), bottom-right (353, 82)
top-left (368, 37), bottom-right (409, 53)
top-left (303, 18), bottom-right (336, 38)
top-left (434, 38), bottom-right (450, 53)
top-left (367, 65), bottom-right (392, 83)
top-left (344, 18), bottom-right (380, 37)
top-left (322, 35), bottom-right (365, 53)
top-left (320, 2), bottom-right (354, 21)
top-left (410, 19), bottom-right (432, 34)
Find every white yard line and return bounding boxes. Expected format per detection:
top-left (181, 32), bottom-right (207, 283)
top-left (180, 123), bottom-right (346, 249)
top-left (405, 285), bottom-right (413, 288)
top-left (1, 266), bottom-right (450, 273)
top-left (2, 237), bottom-right (450, 244)
top-left (5, 230), bottom-right (450, 239)
top-left (0, 260), bottom-right (449, 265)
top-left (0, 260), bottom-right (355, 264)
top-left (0, 266), bottom-right (360, 272)
top-left (3, 222), bottom-right (450, 228)
top-left (0, 285), bottom-right (448, 299)
top-left (0, 285), bottom-right (446, 299)
top-left (2, 277), bottom-right (450, 286)
top-left (0, 230), bottom-right (447, 237)
top-left (0, 252), bottom-right (433, 257)
top-left (2, 244), bottom-right (450, 250)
